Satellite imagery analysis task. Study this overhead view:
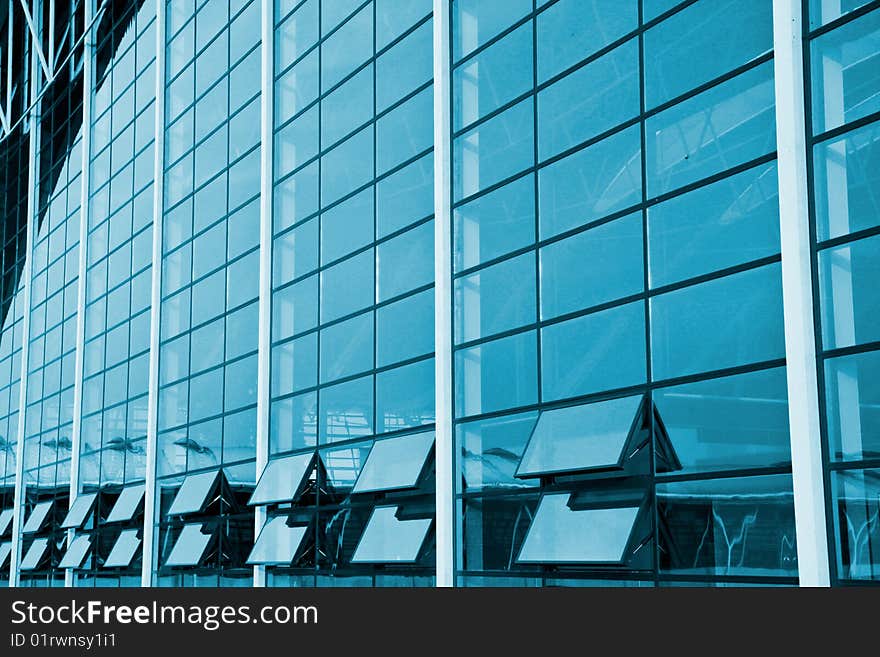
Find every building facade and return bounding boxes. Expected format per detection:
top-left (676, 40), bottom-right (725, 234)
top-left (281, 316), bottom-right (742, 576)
top-left (0, 0), bottom-right (877, 587)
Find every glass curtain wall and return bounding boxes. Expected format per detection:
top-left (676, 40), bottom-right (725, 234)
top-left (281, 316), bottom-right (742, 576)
top-left (806, 0), bottom-right (880, 584)
top-left (264, 0), bottom-right (435, 586)
top-left (450, 0), bottom-right (797, 587)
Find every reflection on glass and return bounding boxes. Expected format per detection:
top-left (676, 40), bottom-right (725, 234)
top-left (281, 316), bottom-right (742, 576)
top-left (105, 485), bottom-right (146, 523)
top-left (832, 468), bottom-right (880, 580)
top-left (20, 538), bottom-right (50, 571)
top-left (517, 395), bottom-right (642, 477)
top-left (247, 517), bottom-right (308, 564)
top-left (351, 506), bottom-right (432, 563)
top-left (59, 535), bottom-right (92, 569)
top-left (249, 452), bottom-right (314, 505)
top-left (818, 234), bottom-right (880, 349)
top-left (458, 411), bottom-right (539, 491)
top-left (61, 493), bottom-right (98, 529)
top-left (22, 501), bottom-right (53, 534)
top-left (824, 350), bottom-right (880, 462)
top-left (104, 529), bottom-right (142, 568)
top-left (320, 442), bottom-right (371, 492)
top-left (164, 523), bottom-right (213, 567)
top-left (167, 470), bottom-right (219, 515)
top-left (352, 431), bottom-right (434, 494)
top-left (517, 495), bottom-right (638, 563)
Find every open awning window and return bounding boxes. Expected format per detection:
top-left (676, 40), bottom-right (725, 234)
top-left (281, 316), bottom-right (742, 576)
top-left (246, 517), bottom-right (309, 565)
top-left (517, 395), bottom-right (643, 478)
top-left (249, 452), bottom-right (314, 506)
top-left (20, 537), bottom-right (50, 570)
top-left (167, 471), bottom-right (220, 516)
top-left (61, 493), bottom-right (98, 529)
top-left (22, 501), bottom-right (54, 534)
top-left (351, 431), bottom-right (434, 494)
top-left (517, 494), bottom-right (639, 564)
top-left (105, 485), bottom-right (146, 523)
top-left (59, 535), bottom-right (92, 569)
top-left (351, 506), bottom-right (431, 563)
top-left (0, 508), bottom-right (13, 536)
top-left (164, 524), bottom-right (213, 567)
top-left (0, 541), bottom-right (11, 567)
top-left (103, 529), bottom-right (141, 568)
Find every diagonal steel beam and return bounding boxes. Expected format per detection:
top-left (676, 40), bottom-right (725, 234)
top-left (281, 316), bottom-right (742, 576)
top-left (18, 0), bottom-right (52, 80)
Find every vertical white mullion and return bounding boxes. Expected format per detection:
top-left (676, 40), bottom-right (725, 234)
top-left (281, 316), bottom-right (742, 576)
top-left (141, 0), bottom-right (165, 588)
top-left (772, 0), bottom-right (831, 587)
top-left (66, 0), bottom-right (94, 589)
top-left (432, 0), bottom-right (453, 588)
top-left (254, 0), bottom-right (274, 589)
top-left (9, 0), bottom-right (42, 588)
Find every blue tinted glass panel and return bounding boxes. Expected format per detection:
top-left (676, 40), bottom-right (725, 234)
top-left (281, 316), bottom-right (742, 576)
top-left (452, 0), bottom-right (532, 61)
top-left (104, 529), bottom-right (141, 568)
top-left (272, 333), bottom-right (317, 396)
top-left (376, 289), bottom-right (434, 367)
top-left (809, 0), bottom-right (875, 27)
top-left (61, 492), bottom-right (97, 529)
top-left (321, 126), bottom-right (374, 205)
top-left (352, 431), bottom-right (434, 493)
top-left (165, 523), bottom-right (212, 566)
top-left (320, 5), bottom-right (372, 89)
top-left (351, 505), bottom-right (431, 562)
top-left (377, 222), bottom-right (433, 302)
top-left (376, 0), bottom-right (431, 49)
top-left (320, 375), bottom-right (373, 443)
top-left (247, 517), bottom-right (308, 564)
top-left (824, 349), bottom-right (880, 462)
top-left (819, 234), bottom-right (880, 350)
top-left (832, 468), bottom-right (880, 580)
top-left (59, 535), bottom-right (92, 569)
top-left (377, 153), bottom-right (433, 237)
top-left (167, 470), bottom-right (217, 515)
top-left (651, 264), bottom-right (785, 380)
top-left (377, 87), bottom-right (433, 174)
top-left (249, 452), bottom-right (314, 504)
top-left (540, 212), bottom-right (642, 319)
top-left (376, 359), bottom-right (435, 432)
top-left (105, 484), bottom-right (145, 523)
top-left (320, 312), bottom-right (373, 383)
top-left (377, 19), bottom-right (432, 112)
top-left (538, 125), bottom-right (641, 239)
top-left (457, 411), bottom-right (539, 492)
top-left (320, 251), bottom-right (374, 323)
top-left (541, 301), bottom-right (646, 401)
top-left (320, 188), bottom-right (373, 265)
top-left (321, 65), bottom-right (373, 147)
top-left (22, 501), bottom-right (52, 533)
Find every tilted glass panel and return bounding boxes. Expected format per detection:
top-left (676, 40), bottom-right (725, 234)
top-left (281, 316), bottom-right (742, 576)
top-left (813, 120), bottom-right (880, 241)
top-left (810, 9), bottom-right (880, 134)
top-left (104, 529), bottom-right (142, 568)
top-left (650, 264), bottom-right (784, 381)
top-left (653, 367), bottom-right (791, 474)
top-left (517, 495), bottom-right (638, 563)
top-left (167, 470), bottom-right (219, 515)
top-left (59, 535), bottom-right (92, 569)
top-left (351, 506), bottom-right (432, 563)
top-left (352, 431), bottom-right (435, 494)
top-left (648, 162), bottom-right (780, 288)
top-left (249, 452), bottom-right (314, 505)
top-left (517, 395), bottom-right (642, 477)
top-left (824, 350), bottom-right (880, 462)
top-left (0, 508), bottom-right (12, 536)
top-left (643, 0), bottom-right (773, 109)
top-left (246, 517), bottom-right (309, 564)
top-left (646, 61), bottom-right (776, 198)
top-left (20, 538), bottom-right (50, 571)
top-left (105, 485), bottom-right (146, 523)
top-left (61, 492), bottom-right (98, 529)
top-left (0, 542), bottom-right (10, 568)
top-left (22, 501), bottom-right (53, 534)
top-left (164, 523), bottom-right (213, 567)
top-left (819, 234), bottom-right (880, 350)
top-left (832, 468), bottom-right (880, 580)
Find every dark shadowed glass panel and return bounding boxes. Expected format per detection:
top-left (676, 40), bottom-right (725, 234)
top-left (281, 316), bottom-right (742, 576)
top-left (832, 468), bottom-right (880, 580)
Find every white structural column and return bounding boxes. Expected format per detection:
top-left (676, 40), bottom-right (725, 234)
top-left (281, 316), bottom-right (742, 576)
top-left (9, 0), bottom-right (42, 587)
top-left (772, 0), bottom-right (831, 587)
top-left (254, 0), bottom-right (274, 588)
top-left (66, 0), bottom-right (95, 589)
top-left (141, 0), bottom-right (166, 588)
top-left (432, 0), bottom-right (454, 588)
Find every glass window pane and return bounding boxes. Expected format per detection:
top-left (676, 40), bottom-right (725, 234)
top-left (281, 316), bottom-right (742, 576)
top-left (377, 153), bottom-right (433, 238)
top-left (321, 251), bottom-right (374, 323)
top-left (273, 275), bottom-right (319, 338)
top-left (648, 162), bottom-right (780, 288)
top-left (164, 523), bottom-right (212, 567)
top-left (517, 494), bottom-right (639, 563)
top-left (20, 537), bottom-right (50, 570)
top-left (538, 39), bottom-right (639, 160)
top-left (105, 484), bottom-right (145, 523)
top-left (321, 5), bottom-right (372, 89)
top-left (651, 264), bottom-right (784, 380)
top-left (453, 174), bottom-right (534, 272)
top-left (540, 212), bottom-right (642, 319)
top-left (454, 98), bottom-right (534, 201)
top-left (351, 505), bottom-right (432, 562)
top-left (61, 492), bottom-right (98, 529)
top-left (320, 126), bottom-right (374, 205)
top-left (455, 330), bottom-right (537, 417)
top-left (273, 218), bottom-right (318, 286)
top-left (377, 19), bottom-right (432, 112)
top-left (452, 0), bottom-right (531, 61)
top-left (644, 0), bottom-right (772, 109)
top-left (654, 367), bottom-right (791, 475)
top-left (271, 333), bottom-right (318, 397)
top-left (320, 375), bottom-right (373, 443)
top-left (22, 500), bottom-right (53, 533)
top-left (538, 125), bottom-right (641, 239)
top-left (537, 0), bottom-right (637, 83)
top-left (247, 517), bottom-right (308, 564)
top-left (832, 468), bottom-right (880, 580)
top-left (321, 65), bottom-right (373, 147)
top-left (810, 10), bottom-right (880, 134)
top-left (518, 394), bottom-right (643, 477)
top-left (809, 0), bottom-right (875, 28)
top-left (377, 222), bottom-right (433, 301)
top-left (824, 349), bottom-right (880, 462)
top-left (376, 289), bottom-right (434, 367)
top-left (320, 311), bottom-right (373, 383)
top-left (457, 411), bottom-right (539, 492)
top-left (167, 470), bottom-right (218, 515)
top-left (320, 188), bottom-right (373, 266)
top-left (541, 301), bottom-right (646, 401)
top-left (59, 535), bottom-right (92, 569)
top-left (454, 253), bottom-right (536, 343)
top-left (819, 234), bottom-right (880, 350)
top-left (377, 86), bottom-right (433, 175)
top-left (352, 431), bottom-right (434, 493)
top-left (813, 121), bottom-right (880, 241)
top-left (249, 452), bottom-right (314, 504)
top-left (646, 62), bottom-right (776, 198)
top-left (0, 508), bottom-right (13, 535)
top-left (104, 529), bottom-right (141, 568)
top-left (0, 542), bottom-right (11, 568)
top-left (376, 359), bottom-right (435, 433)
